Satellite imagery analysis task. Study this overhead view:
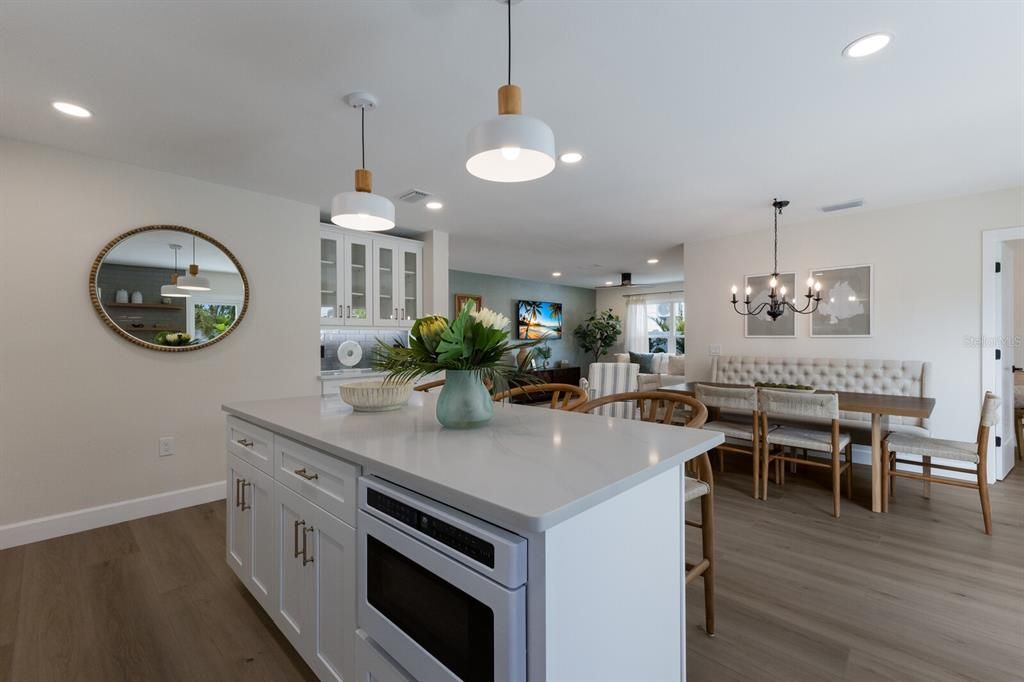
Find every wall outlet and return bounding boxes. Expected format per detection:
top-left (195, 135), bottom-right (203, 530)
top-left (158, 436), bottom-right (175, 457)
top-left (709, 345), bottom-right (722, 356)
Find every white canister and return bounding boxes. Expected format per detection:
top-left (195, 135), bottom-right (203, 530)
top-left (131, 291), bottom-right (143, 304)
top-left (115, 289), bottom-right (129, 304)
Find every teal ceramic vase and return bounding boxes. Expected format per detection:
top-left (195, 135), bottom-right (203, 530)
top-left (435, 370), bottom-right (493, 429)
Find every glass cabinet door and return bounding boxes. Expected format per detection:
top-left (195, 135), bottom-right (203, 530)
top-left (343, 235), bottom-right (371, 325)
top-left (400, 247), bottom-right (422, 326)
top-left (373, 243), bottom-right (398, 326)
top-left (320, 232), bottom-right (341, 324)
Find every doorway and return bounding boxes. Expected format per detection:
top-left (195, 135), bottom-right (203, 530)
top-left (981, 226), bottom-right (1024, 482)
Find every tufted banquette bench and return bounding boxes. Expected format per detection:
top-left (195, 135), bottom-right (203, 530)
top-left (710, 356), bottom-right (933, 440)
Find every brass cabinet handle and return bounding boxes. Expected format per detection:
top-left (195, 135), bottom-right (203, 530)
top-left (393, 308), bottom-right (398, 320)
top-left (346, 305), bottom-right (351, 318)
top-left (237, 438), bottom-right (255, 448)
top-left (235, 478), bottom-right (242, 508)
top-left (294, 467), bottom-right (319, 481)
top-left (400, 307), bottom-right (405, 320)
top-left (239, 480), bottom-right (251, 511)
top-left (302, 525), bottom-right (315, 566)
top-left (293, 519), bottom-right (305, 558)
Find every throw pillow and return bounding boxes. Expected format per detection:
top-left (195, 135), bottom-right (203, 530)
top-left (667, 354), bottom-right (686, 376)
top-left (629, 351), bottom-right (656, 374)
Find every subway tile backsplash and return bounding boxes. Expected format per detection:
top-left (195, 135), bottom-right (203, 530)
top-left (320, 328), bottom-right (410, 372)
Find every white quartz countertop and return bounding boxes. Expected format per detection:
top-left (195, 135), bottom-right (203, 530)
top-left (223, 393), bottom-right (722, 534)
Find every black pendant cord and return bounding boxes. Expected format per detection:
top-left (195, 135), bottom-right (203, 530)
top-left (173, 248), bottom-right (179, 276)
top-left (361, 107), bottom-right (366, 169)
top-left (773, 199), bottom-right (780, 277)
top-left (507, 0), bottom-right (512, 85)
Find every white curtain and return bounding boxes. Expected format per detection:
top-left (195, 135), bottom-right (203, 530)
top-left (624, 295), bottom-right (648, 354)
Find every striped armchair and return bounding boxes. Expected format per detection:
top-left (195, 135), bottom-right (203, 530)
top-left (581, 362), bottom-right (640, 418)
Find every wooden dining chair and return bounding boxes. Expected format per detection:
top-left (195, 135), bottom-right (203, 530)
top-left (696, 384), bottom-right (760, 499)
top-left (759, 389), bottom-right (853, 518)
top-left (413, 379), bottom-right (445, 392)
top-left (573, 391), bottom-right (716, 635)
top-left (492, 383), bottom-right (588, 410)
top-left (883, 391), bottom-right (1000, 535)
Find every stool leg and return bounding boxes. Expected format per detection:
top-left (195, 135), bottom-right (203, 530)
top-left (881, 441), bottom-right (890, 513)
top-left (922, 455), bottom-right (931, 499)
top-left (751, 413), bottom-right (760, 500)
top-left (832, 447), bottom-right (841, 519)
top-left (700, 487), bottom-right (716, 635)
top-left (978, 464), bottom-right (993, 535)
top-left (845, 443), bottom-right (853, 500)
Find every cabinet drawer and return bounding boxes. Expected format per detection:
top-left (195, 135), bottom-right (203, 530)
top-left (354, 630), bottom-right (414, 682)
top-left (226, 416), bottom-right (274, 474)
top-left (274, 435), bottom-right (359, 526)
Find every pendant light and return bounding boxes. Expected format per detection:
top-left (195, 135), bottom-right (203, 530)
top-left (160, 244), bottom-right (192, 298)
top-left (331, 92), bottom-right (396, 231)
top-left (177, 235), bottom-right (211, 291)
top-left (465, 0), bottom-right (556, 183)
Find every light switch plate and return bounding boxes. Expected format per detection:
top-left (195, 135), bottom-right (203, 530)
top-left (709, 345), bottom-right (722, 356)
top-left (159, 436), bottom-right (175, 457)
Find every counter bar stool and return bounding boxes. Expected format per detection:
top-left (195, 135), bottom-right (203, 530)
top-left (883, 391), bottom-right (1000, 535)
top-left (492, 383), bottom-right (588, 410)
top-left (759, 389), bottom-right (853, 518)
top-left (695, 384), bottom-right (761, 499)
top-left (573, 392), bottom-right (717, 636)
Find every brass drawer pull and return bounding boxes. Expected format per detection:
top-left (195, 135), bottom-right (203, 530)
top-left (239, 480), bottom-right (251, 511)
top-left (293, 519), bottom-right (305, 558)
top-left (302, 525), bottom-right (315, 566)
top-left (235, 478), bottom-right (242, 508)
top-left (237, 438), bottom-right (255, 448)
top-left (294, 467), bottom-right (319, 481)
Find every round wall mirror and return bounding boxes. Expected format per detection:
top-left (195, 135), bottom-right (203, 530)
top-left (90, 225), bottom-right (249, 352)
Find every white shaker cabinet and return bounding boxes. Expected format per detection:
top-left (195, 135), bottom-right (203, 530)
top-left (226, 454), bottom-right (276, 614)
top-left (272, 482), bottom-right (357, 682)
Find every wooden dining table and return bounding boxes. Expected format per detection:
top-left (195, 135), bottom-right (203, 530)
top-left (661, 381), bottom-right (936, 513)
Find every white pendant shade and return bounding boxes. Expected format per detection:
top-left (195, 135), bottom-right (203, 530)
top-left (466, 114), bottom-right (556, 183)
top-left (331, 191), bottom-right (396, 231)
top-left (160, 282), bottom-right (191, 298)
top-left (177, 273), bottom-right (211, 291)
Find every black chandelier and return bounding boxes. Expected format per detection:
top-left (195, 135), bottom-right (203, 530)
top-left (730, 199), bottom-right (822, 320)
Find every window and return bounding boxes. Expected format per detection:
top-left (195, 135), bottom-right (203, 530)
top-left (646, 301), bottom-right (684, 354)
top-left (193, 303), bottom-right (238, 342)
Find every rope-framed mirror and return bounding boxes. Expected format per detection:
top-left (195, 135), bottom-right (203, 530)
top-left (89, 225), bottom-right (249, 352)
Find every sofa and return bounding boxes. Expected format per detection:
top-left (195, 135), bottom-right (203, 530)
top-left (710, 355), bottom-right (933, 440)
top-left (614, 352), bottom-right (687, 391)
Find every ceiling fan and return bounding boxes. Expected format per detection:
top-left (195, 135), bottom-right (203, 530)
top-left (596, 273), bottom-right (652, 289)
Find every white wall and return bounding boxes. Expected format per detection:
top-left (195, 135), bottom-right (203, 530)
top-left (684, 187), bottom-right (1024, 441)
top-left (595, 281), bottom-right (685, 357)
top-left (1012, 240), bottom-right (1024, 345)
top-left (0, 139), bottom-right (320, 528)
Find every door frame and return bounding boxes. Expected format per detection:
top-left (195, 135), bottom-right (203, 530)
top-left (980, 225), bottom-right (1024, 482)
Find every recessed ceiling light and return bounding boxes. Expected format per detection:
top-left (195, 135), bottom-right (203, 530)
top-left (842, 33), bottom-right (892, 59)
top-left (425, 200), bottom-right (443, 210)
top-left (52, 101), bottom-right (92, 118)
top-left (552, 272), bottom-right (562, 277)
top-left (559, 152), bottom-right (583, 164)
top-left (647, 258), bottom-right (659, 264)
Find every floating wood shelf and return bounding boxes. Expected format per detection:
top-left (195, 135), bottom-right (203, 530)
top-left (106, 302), bottom-right (185, 310)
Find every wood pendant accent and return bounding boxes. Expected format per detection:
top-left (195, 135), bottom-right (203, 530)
top-left (498, 84), bottom-right (522, 115)
top-left (188, 263), bottom-right (199, 276)
top-left (354, 168), bottom-right (373, 193)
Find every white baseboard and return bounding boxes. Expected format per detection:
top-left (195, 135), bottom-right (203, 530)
top-left (0, 480), bottom-right (226, 550)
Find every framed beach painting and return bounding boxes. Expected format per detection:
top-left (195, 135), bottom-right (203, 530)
top-left (517, 300), bottom-right (563, 340)
top-left (743, 272), bottom-right (796, 338)
top-left (809, 264), bottom-right (873, 337)
top-left (454, 293), bottom-right (483, 314)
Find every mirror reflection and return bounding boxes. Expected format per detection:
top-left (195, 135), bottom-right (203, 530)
top-left (92, 227), bottom-right (248, 350)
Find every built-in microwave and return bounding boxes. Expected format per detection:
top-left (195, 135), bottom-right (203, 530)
top-left (357, 476), bottom-right (528, 682)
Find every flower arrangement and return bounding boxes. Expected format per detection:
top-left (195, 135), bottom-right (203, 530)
top-left (372, 301), bottom-right (537, 391)
top-left (154, 331), bottom-right (194, 347)
top-left (372, 302), bottom-right (540, 428)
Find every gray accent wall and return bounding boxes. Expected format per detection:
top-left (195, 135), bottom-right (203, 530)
top-left (449, 270), bottom-right (597, 371)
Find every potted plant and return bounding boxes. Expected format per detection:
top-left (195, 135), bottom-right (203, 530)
top-left (373, 302), bottom-right (537, 428)
top-left (574, 309), bottom-right (623, 361)
top-left (535, 342), bottom-right (552, 369)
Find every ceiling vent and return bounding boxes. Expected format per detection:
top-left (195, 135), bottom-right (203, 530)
top-left (820, 199), bottom-right (864, 213)
top-left (398, 189), bottom-right (431, 204)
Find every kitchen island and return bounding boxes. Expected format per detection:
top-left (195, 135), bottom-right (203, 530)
top-left (223, 392), bottom-right (721, 682)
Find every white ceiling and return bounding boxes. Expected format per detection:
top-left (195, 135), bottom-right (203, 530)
top-left (2, 1), bottom-right (1021, 288)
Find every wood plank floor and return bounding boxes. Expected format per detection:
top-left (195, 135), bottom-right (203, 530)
top-left (0, 463), bottom-right (1020, 681)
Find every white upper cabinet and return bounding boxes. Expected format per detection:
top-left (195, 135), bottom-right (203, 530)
top-left (322, 225), bottom-right (422, 328)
